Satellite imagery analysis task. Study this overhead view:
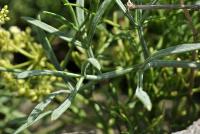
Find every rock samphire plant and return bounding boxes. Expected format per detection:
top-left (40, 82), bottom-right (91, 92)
top-left (1, 0), bottom-right (200, 133)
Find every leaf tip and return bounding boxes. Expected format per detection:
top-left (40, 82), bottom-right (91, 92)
top-left (51, 112), bottom-right (59, 121)
top-left (135, 86), bottom-right (152, 111)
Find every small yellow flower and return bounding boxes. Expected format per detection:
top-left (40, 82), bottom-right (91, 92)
top-left (0, 5), bottom-right (10, 24)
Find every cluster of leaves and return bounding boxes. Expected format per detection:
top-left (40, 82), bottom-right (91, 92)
top-left (1, 0), bottom-right (200, 133)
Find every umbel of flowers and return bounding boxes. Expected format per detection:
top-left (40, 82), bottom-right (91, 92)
top-left (0, 5), bottom-right (10, 24)
top-left (0, 26), bottom-right (60, 101)
top-left (0, 6), bottom-right (59, 101)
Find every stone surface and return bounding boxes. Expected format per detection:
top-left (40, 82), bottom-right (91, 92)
top-left (172, 119), bottom-right (200, 134)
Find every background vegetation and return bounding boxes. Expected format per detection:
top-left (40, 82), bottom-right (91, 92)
top-left (0, 0), bottom-right (200, 133)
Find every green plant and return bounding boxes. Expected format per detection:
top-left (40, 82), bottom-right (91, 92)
top-left (1, 0), bottom-right (200, 133)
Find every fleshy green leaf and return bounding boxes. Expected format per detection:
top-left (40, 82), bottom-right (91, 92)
top-left (149, 43), bottom-right (200, 60)
top-left (76, 0), bottom-right (84, 26)
top-left (115, 0), bottom-right (127, 12)
top-left (115, 0), bottom-right (137, 26)
top-left (62, 0), bottom-right (78, 25)
top-left (81, 58), bottom-right (101, 76)
top-left (135, 71), bottom-right (152, 111)
top-left (42, 11), bottom-right (78, 30)
top-left (14, 111), bottom-right (51, 134)
top-left (51, 78), bottom-right (84, 120)
top-left (16, 70), bottom-right (81, 79)
top-left (17, 70), bottom-right (55, 79)
top-left (51, 91), bottom-right (75, 121)
top-left (27, 90), bottom-right (68, 125)
top-left (81, 62), bottom-right (90, 76)
top-left (36, 24), bottom-right (75, 90)
top-left (88, 58), bottom-right (101, 71)
top-left (22, 17), bottom-right (81, 46)
top-left (135, 86), bottom-right (152, 111)
top-left (87, 0), bottom-right (113, 47)
top-left (146, 60), bottom-right (200, 70)
top-left (36, 28), bottom-right (61, 70)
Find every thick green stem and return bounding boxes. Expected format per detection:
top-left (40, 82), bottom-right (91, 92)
top-left (15, 60), bottom-right (200, 81)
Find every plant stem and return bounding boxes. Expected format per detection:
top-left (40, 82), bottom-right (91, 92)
top-left (127, 3), bottom-right (200, 10)
top-left (147, 60), bottom-right (200, 69)
top-left (0, 67), bottom-right (21, 73)
top-left (180, 0), bottom-right (199, 96)
top-left (11, 44), bottom-right (34, 59)
top-left (36, 20), bottom-right (75, 90)
top-left (62, 0), bottom-right (78, 26)
top-left (15, 60), bottom-right (200, 80)
top-left (61, 44), bottom-right (75, 68)
top-left (137, 24), bottom-right (150, 59)
top-left (61, 15), bottom-right (89, 69)
top-left (12, 61), bottom-right (32, 68)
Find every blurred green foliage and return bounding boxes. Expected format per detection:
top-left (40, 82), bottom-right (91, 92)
top-left (0, 0), bottom-right (200, 134)
top-left (0, 0), bottom-right (62, 27)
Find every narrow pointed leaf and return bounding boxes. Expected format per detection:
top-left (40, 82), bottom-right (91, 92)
top-left (115, 0), bottom-right (137, 26)
top-left (149, 43), bottom-right (200, 60)
top-left (22, 17), bottom-right (81, 46)
top-left (36, 28), bottom-right (61, 70)
top-left (42, 11), bottom-right (78, 30)
top-left (27, 90), bottom-right (68, 125)
top-left (51, 91), bottom-right (75, 121)
top-left (146, 60), bottom-right (200, 70)
top-left (51, 78), bottom-right (84, 120)
top-left (62, 0), bottom-right (78, 25)
top-left (88, 58), bottom-right (101, 71)
top-left (115, 0), bottom-right (126, 12)
top-left (16, 70), bottom-right (81, 79)
top-left (81, 62), bottom-right (90, 76)
top-left (14, 111), bottom-right (51, 134)
top-left (36, 25), bottom-right (75, 90)
top-left (76, 0), bottom-right (85, 26)
top-left (17, 70), bottom-right (54, 79)
top-left (87, 0), bottom-right (113, 47)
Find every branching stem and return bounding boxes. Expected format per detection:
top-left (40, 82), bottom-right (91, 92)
top-left (14, 60), bottom-right (200, 81)
top-left (127, 2), bottom-right (200, 10)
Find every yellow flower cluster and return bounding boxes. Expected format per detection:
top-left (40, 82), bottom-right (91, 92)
top-left (1, 72), bottom-right (57, 101)
top-left (0, 5), bottom-right (10, 24)
top-left (0, 26), bottom-right (59, 101)
top-left (0, 26), bottom-right (32, 51)
top-left (0, 26), bottom-right (55, 69)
